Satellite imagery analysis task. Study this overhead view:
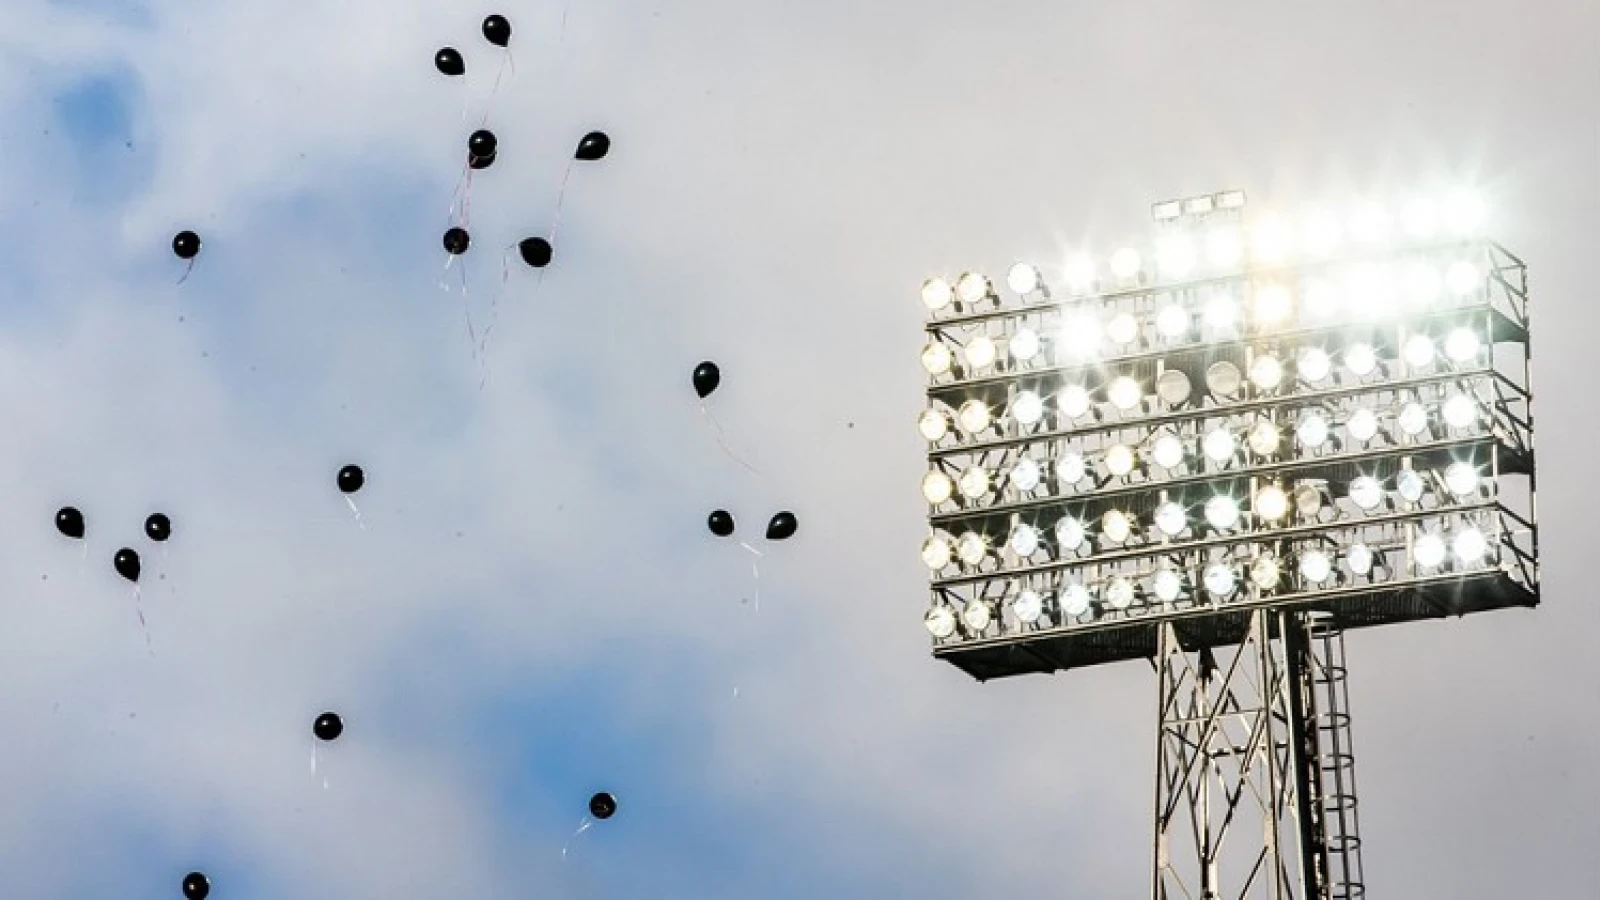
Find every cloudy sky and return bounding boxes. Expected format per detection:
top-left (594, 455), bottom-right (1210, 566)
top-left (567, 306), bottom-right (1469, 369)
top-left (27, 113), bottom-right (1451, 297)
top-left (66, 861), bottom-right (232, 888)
top-left (0, 0), bottom-right (1595, 897)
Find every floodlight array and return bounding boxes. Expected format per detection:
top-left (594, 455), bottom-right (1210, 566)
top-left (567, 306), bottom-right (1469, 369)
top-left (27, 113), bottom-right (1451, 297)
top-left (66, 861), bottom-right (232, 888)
top-left (919, 194), bottom-right (1538, 663)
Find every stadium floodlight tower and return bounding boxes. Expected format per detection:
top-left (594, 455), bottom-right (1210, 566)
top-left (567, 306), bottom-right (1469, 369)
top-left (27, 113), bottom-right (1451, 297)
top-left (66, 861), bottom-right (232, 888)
top-left (917, 188), bottom-right (1538, 900)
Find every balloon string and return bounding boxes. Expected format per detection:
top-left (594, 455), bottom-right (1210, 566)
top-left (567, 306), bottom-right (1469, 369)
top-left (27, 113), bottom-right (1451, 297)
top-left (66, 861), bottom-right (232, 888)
top-left (131, 585), bottom-right (152, 655)
top-left (475, 246), bottom-right (517, 391)
top-left (699, 402), bottom-right (760, 475)
top-left (176, 258), bottom-right (195, 286)
top-left (561, 816), bottom-right (592, 859)
top-left (547, 161), bottom-right (576, 245)
top-left (738, 542), bottom-right (762, 611)
top-left (344, 496), bottom-right (366, 530)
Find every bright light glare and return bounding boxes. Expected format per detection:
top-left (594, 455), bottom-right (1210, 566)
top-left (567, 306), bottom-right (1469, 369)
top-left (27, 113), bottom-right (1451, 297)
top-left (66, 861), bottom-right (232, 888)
top-left (1445, 327), bottom-right (1481, 363)
top-left (1011, 391), bottom-right (1044, 426)
top-left (917, 409), bottom-right (948, 442)
top-left (1251, 556), bottom-right (1281, 589)
top-left (1348, 408), bottom-right (1379, 443)
top-left (921, 278), bottom-right (953, 310)
top-left (1446, 261), bottom-right (1480, 295)
top-left (1101, 510), bottom-right (1133, 543)
top-left (1204, 563), bottom-right (1237, 597)
top-left (1156, 303), bottom-right (1191, 338)
top-left (1297, 347), bottom-right (1331, 383)
top-left (1108, 376), bottom-right (1142, 411)
top-left (1154, 501), bottom-right (1186, 537)
top-left (1454, 527), bottom-right (1489, 564)
top-left (1254, 484), bottom-right (1289, 522)
top-left (1059, 313), bottom-right (1102, 360)
top-left (1204, 290), bottom-right (1239, 330)
top-left (1403, 335), bottom-right (1436, 368)
top-left (1056, 452), bottom-right (1088, 486)
top-left (1298, 411), bottom-right (1330, 448)
top-left (1110, 247), bottom-right (1142, 280)
top-left (1347, 544), bottom-right (1374, 575)
top-left (1153, 433), bottom-right (1186, 469)
top-left (1059, 384), bottom-right (1092, 418)
top-left (1443, 393), bottom-right (1478, 429)
top-left (920, 341), bottom-right (953, 376)
top-left (1346, 343), bottom-right (1378, 376)
top-left (956, 272), bottom-right (990, 304)
top-left (1396, 468), bottom-right (1424, 504)
top-left (1398, 402), bottom-right (1429, 437)
top-left (1010, 328), bottom-right (1041, 362)
top-left (965, 335), bottom-right (997, 370)
top-left (1445, 462), bottom-right (1480, 496)
top-left (1401, 198), bottom-right (1439, 239)
top-left (1302, 210), bottom-right (1343, 256)
top-left (1055, 517), bottom-right (1086, 551)
top-left (1402, 262), bottom-right (1443, 304)
top-left (1300, 550), bottom-right (1332, 584)
top-left (1442, 189), bottom-right (1487, 235)
top-left (922, 470), bottom-right (953, 505)
top-left (1064, 254), bottom-right (1097, 293)
top-left (1010, 457), bottom-right (1042, 493)
top-left (1204, 426), bottom-right (1237, 462)
top-left (957, 532), bottom-right (987, 566)
top-left (1007, 262), bottom-right (1042, 295)
top-left (1205, 495), bottom-right (1240, 530)
top-left (1009, 524), bottom-right (1040, 557)
top-left (1304, 280), bottom-right (1340, 319)
top-left (1349, 476), bottom-right (1383, 511)
top-left (921, 535), bottom-right (952, 570)
top-left (957, 466), bottom-right (990, 500)
top-left (962, 599), bottom-right (992, 632)
top-left (1157, 235), bottom-right (1198, 278)
top-left (1248, 420), bottom-right (1281, 456)
top-left (1254, 284), bottom-right (1293, 326)
top-left (957, 400), bottom-right (991, 434)
top-left (1107, 312), bottom-right (1139, 345)
top-left (1251, 216), bottom-right (1292, 264)
top-left (1206, 227), bottom-right (1244, 268)
top-left (1060, 584), bottom-right (1091, 616)
top-left (1013, 590), bottom-right (1044, 624)
top-left (1153, 569), bottom-right (1183, 602)
top-left (1414, 533), bottom-right (1446, 568)
top-left (1105, 578), bottom-right (1135, 610)
top-left (1105, 444), bottom-right (1136, 477)
top-left (924, 605), bottom-right (957, 638)
top-left (1250, 354), bottom-right (1284, 390)
top-left (1349, 203), bottom-right (1392, 243)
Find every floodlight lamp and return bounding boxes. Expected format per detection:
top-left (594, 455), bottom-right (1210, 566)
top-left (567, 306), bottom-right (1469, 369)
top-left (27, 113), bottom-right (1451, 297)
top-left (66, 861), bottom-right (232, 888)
top-left (1293, 483), bottom-right (1323, 517)
top-left (1153, 199), bottom-right (1183, 221)
top-left (1205, 360), bottom-right (1242, 397)
top-left (1443, 393), bottom-right (1478, 429)
top-left (921, 534), bottom-right (953, 570)
top-left (922, 470), bottom-right (953, 505)
top-left (1107, 312), bottom-right (1140, 346)
top-left (1444, 462), bottom-right (1479, 497)
top-left (1348, 476), bottom-right (1383, 511)
top-left (1205, 226), bottom-right (1244, 269)
top-left (1299, 347), bottom-right (1331, 383)
top-left (1300, 549), bottom-right (1333, 584)
top-left (1205, 495), bottom-right (1240, 530)
top-left (957, 466), bottom-right (991, 500)
top-left (1009, 457), bottom-right (1042, 493)
top-left (1063, 254), bottom-right (1097, 293)
top-left (1253, 284), bottom-right (1292, 326)
top-left (1110, 247), bottom-right (1142, 281)
top-left (1009, 327), bottom-right (1042, 363)
top-left (957, 400), bottom-right (991, 435)
top-left (1298, 410), bottom-right (1330, 448)
top-left (1414, 532), bottom-right (1446, 569)
top-left (1009, 524), bottom-right (1041, 558)
top-left (961, 599), bottom-right (993, 632)
top-left (1007, 262), bottom-right (1042, 295)
top-left (1204, 563), bottom-right (1237, 598)
top-left (1304, 279), bottom-right (1341, 319)
top-left (1398, 401), bottom-right (1429, 437)
top-left (1157, 235), bottom-right (1198, 279)
top-left (1401, 198), bottom-right (1440, 239)
top-left (1153, 568), bottom-right (1183, 602)
top-left (1154, 501), bottom-right (1186, 537)
top-left (956, 531), bottom-right (988, 567)
top-left (1108, 376), bottom-right (1143, 411)
top-left (1445, 327), bottom-right (1480, 363)
top-left (1446, 261), bottom-right (1480, 296)
top-left (1101, 510), bottom-right (1133, 543)
top-left (1059, 384), bottom-right (1092, 419)
top-left (965, 335), bottom-right (998, 371)
top-left (956, 272), bottom-right (991, 304)
top-left (921, 278), bottom-right (954, 311)
top-left (1396, 468), bottom-right (1425, 504)
top-left (1347, 543), bottom-right (1375, 575)
top-left (1156, 369), bottom-right (1192, 407)
top-left (1059, 312), bottom-right (1103, 360)
top-left (1346, 343), bottom-right (1378, 377)
top-left (1247, 420), bottom-right (1281, 456)
top-left (1184, 196), bottom-right (1216, 216)
top-left (1216, 190), bottom-right (1246, 210)
top-left (1204, 290), bottom-right (1240, 330)
top-left (1105, 577), bottom-right (1136, 610)
top-left (1055, 517), bottom-right (1087, 552)
top-left (1156, 302), bottom-right (1191, 339)
top-left (1454, 527), bottom-right (1489, 564)
top-left (1347, 409), bottom-right (1378, 444)
top-left (1012, 589), bottom-right (1045, 624)
top-left (1152, 432), bottom-right (1186, 469)
top-left (1403, 334), bottom-right (1436, 369)
top-left (1251, 215), bottom-right (1292, 264)
top-left (1251, 556), bottom-right (1281, 590)
top-left (920, 341), bottom-right (953, 376)
top-left (1011, 391), bottom-right (1044, 426)
top-left (1349, 202), bottom-right (1393, 243)
top-left (1056, 452), bottom-right (1088, 487)
top-left (1203, 425), bottom-right (1237, 463)
top-left (924, 605), bottom-right (957, 639)
top-left (1105, 444), bottom-right (1137, 477)
top-left (1302, 210), bottom-right (1343, 256)
top-left (1442, 188), bottom-right (1487, 235)
top-left (1060, 583), bottom-right (1092, 617)
top-left (1401, 262), bottom-right (1443, 304)
top-left (1249, 354), bottom-right (1284, 391)
top-left (1254, 484), bottom-right (1289, 522)
top-left (917, 408), bottom-right (948, 442)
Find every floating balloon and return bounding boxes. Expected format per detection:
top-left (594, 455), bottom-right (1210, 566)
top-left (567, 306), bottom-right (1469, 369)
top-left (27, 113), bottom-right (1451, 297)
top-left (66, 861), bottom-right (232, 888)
top-left (692, 361), bottom-right (720, 399)
top-left (337, 465), bottom-right (365, 494)
top-left (434, 47), bottom-right (465, 76)
top-left (443, 227), bottom-right (471, 255)
top-left (766, 511), bottom-right (797, 541)
top-left (172, 231), bottom-right (201, 260)
top-left (482, 14), bottom-right (511, 47)
top-left (517, 237), bottom-right (552, 268)
top-left (575, 131), bottom-right (610, 161)
top-left (182, 871), bottom-right (210, 900)
top-left (144, 513), bottom-right (171, 542)
top-left (468, 129), bottom-right (497, 169)
top-left (589, 792), bottom-right (617, 820)
top-left (55, 506), bottom-right (84, 539)
top-left (707, 510), bottom-right (734, 537)
top-left (313, 712), bottom-right (344, 742)
top-left (114, 548), bottom-right (140, 583)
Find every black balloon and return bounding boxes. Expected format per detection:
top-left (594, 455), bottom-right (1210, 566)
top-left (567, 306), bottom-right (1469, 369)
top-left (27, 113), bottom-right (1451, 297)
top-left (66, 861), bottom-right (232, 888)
top-left (144, 513), bottom-right (172, 542)
top-left (337, 465), bottom-right (365, 494)
top-left (707, 509), bottom-right (734, 537)
top-left (313, 712), bottom-right (344, 742)
top-left (765, 511), bottom-right (798, 541)
top-left (589, 791), bottom-right (617, 820)
top-left (482, 14), bottom-right (512, 47)
top-left (434, 47), bottom-right (465, 76)
top-left (468, 129), bottom-right (497, 169)
top-left (575, 131), bottom-right (610, 161)
top-left (172, 230), bottom-right (201, 260)
top-left (444, 227), bottom-right (471, 255)
top-left (517, 237), bottom-right (552, 268)
top-left (114, 548), bottom-right (140, 583)
top-left (691, 361), bottom-right (720, 399)
top-left (182, 871), bottom-right (210, 900)
top-left (55, 506), bottom-right (85, 539)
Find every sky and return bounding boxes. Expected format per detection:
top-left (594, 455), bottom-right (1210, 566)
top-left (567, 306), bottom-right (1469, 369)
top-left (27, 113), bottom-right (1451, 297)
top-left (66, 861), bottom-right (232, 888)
top-left (0, 0), bottom-right (1595, 897)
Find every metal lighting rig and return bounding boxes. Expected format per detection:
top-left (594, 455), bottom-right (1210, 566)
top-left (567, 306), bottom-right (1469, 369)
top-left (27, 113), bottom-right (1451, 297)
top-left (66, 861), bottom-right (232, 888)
top-left (916, 190), bottom-right (1538, 900)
